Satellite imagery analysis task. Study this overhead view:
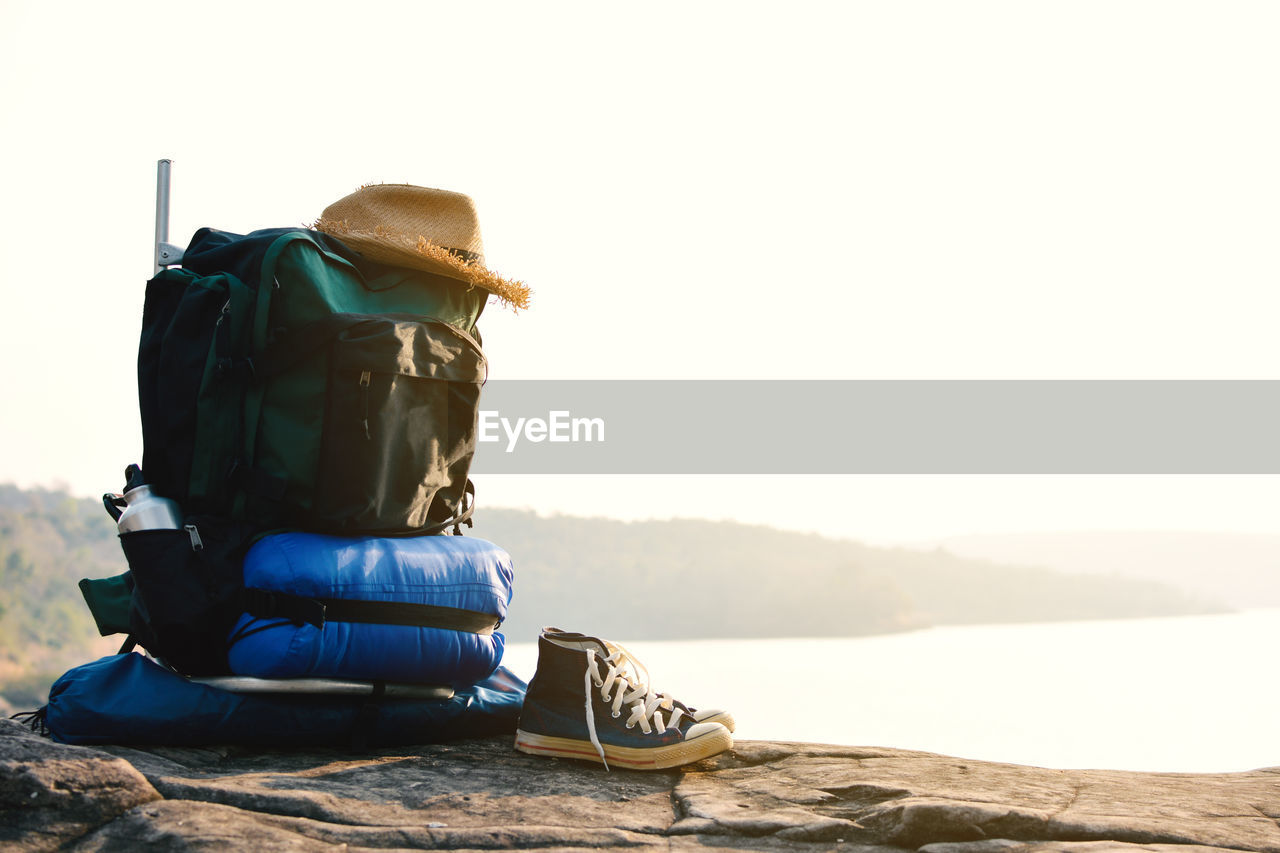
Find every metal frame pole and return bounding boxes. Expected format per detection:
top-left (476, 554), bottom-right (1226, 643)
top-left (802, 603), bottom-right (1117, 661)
top-left (154, 159), bottom-right (172, 275)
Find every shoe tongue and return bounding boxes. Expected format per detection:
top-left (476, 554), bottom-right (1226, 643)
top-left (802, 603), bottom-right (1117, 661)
top-left (544, 630), bottom-right (610, 657)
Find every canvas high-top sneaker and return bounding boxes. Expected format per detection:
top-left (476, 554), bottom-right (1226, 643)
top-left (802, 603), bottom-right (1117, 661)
top-left (530, 627), bottom-right (736, 732)
top-left (514, 627), bottom-right (733, 770)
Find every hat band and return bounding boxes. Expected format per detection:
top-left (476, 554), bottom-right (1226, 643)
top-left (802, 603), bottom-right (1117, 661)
top-left (443, 246), bottom-right (480, 264)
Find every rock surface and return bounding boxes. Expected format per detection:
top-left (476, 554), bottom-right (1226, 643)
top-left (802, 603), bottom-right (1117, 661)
top-left (0, 721), bottom-right (160, 851)
top-left (2, 720), bottom-right (1279, 851)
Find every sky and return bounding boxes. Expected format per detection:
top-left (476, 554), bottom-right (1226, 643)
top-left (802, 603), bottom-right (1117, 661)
top-left (2, 1), bottom-right (1279, 544)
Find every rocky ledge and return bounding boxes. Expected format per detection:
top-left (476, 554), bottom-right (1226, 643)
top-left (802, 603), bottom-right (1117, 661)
top-left (3, 719), bottom-right (1279, 852)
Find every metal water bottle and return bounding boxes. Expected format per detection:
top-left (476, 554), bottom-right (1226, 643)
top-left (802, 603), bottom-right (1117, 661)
top-left (104, 465), bottom-right (182, 533)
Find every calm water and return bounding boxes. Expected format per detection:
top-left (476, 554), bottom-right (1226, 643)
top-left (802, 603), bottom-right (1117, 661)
top-left (502, 609), bottom-right (1280, 773)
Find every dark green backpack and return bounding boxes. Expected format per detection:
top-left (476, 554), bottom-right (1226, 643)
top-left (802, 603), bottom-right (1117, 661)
top-left (139, 226), bottom-right (488, 535)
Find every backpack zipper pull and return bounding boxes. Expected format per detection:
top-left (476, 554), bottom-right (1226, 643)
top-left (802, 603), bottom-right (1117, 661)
top-left (185, 523), bottom-right (204, 551)
top-left (359, 371), bottom-right (372, 440)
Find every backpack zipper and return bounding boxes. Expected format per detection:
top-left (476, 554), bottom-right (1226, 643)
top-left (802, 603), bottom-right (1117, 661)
top-left (359, 370), bottom-right (372, 440)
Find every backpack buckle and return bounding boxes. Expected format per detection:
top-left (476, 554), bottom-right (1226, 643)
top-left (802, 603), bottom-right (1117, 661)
top-left (243, 588), bottom-right (327, 628)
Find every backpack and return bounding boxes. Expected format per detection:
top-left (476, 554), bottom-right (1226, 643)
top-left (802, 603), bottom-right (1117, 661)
top-left (139, 226), bottom-right (488, 535)
top-left (78, 225), bottom-right (498, 674)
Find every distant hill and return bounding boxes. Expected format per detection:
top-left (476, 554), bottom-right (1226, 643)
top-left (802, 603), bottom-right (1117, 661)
top-left (0, 485), bottom-right (121, 701)
top-left (0, 485), bottom-right (1224, 704)
top-left (471, 511), bottom-right (1226, 645)
top-left (939, 531), bottom-right (1280, 609)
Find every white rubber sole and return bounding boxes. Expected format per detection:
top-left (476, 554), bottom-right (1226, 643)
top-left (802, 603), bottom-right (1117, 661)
top-left (514, 725), bottom-right (733, 770)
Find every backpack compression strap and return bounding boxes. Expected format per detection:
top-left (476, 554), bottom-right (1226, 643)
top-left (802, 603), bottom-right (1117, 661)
top-left (241, 588), bottom-right (500, 634)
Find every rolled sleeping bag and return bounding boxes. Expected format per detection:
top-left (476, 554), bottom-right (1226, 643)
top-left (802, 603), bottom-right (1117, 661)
top-left (227, 533), bottom-right (513, 685)
top-left (44, 652), bottom-right (526, 747)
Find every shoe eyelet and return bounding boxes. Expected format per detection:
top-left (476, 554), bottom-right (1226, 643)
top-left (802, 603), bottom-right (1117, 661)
top-left (625, 723), bottom-right (635, 729)
top-left (612, 711), bottom-right (620, 718)
top-left (594, 680), bottom-right (604, 688)
top-left (601, 692), bottom-right (610, 701)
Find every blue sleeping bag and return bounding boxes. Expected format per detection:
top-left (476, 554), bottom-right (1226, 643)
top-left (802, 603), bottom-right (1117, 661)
top-left (44, 653), bottom-right (525, 746)
top-left (227, 533), bottom-right (513, 684)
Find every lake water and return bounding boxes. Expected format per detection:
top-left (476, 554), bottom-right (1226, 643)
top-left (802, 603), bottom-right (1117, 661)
top-left (501, 609), bottom-right (1280, 773)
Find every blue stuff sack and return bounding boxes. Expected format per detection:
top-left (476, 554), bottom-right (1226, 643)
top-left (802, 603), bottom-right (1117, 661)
top-left (45, 653), bottom-right (524, 747)
top-left (228, 533), bottom-right (514, 684)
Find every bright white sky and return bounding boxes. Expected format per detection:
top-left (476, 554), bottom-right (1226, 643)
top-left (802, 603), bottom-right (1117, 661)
top-left (2, 1), bottom-right (1278, 543)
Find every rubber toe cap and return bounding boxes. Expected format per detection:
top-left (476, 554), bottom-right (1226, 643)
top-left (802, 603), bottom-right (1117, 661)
top-left (685, 721), bottom-right (732, 741)
top-left (690, 708), bottom-right (736, 733)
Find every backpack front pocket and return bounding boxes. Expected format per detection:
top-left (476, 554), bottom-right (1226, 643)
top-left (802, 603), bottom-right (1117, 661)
top-left (314, 317), bottom-right (485, 533)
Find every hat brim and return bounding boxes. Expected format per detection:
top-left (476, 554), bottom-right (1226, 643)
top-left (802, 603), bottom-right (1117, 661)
top-left (314, 218), bottom-right (530, 310)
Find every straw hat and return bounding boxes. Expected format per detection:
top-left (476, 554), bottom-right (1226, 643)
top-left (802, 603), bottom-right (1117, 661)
top-left (315, 184), bottom-right (530, 310)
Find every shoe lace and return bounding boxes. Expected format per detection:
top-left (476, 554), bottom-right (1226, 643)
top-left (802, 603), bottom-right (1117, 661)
top-left (581, 643), bottom-right (687, 770)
